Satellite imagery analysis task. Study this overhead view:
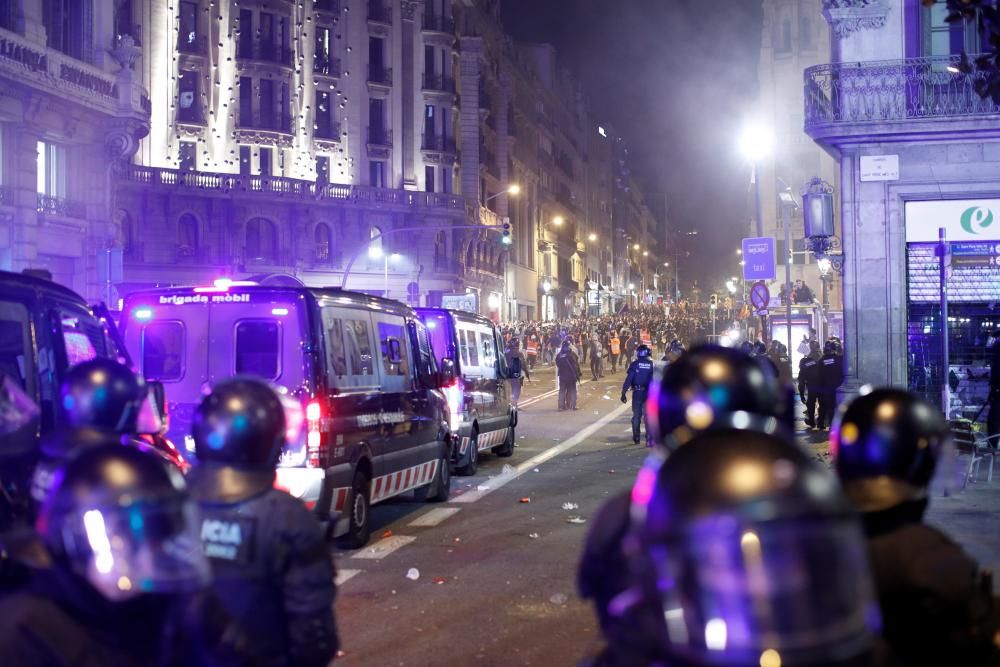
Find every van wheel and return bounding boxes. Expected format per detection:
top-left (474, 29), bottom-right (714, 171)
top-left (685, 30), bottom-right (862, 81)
top-left (493, 426), bottom-right (515, 458)
top-left (455, 433), bottom-right (479, 476)
top-left (336, 471), bottom-right (371, 549)
top-left (415, 455), bottom-right (451, 502)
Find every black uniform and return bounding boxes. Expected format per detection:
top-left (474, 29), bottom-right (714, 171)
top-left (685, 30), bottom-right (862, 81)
top-left (798, 355), bottom-right (820, 427)
top-left (816, 352), bottom-right (844, 429)
top-left (190, 470), bottom-right (339, 667)
top-left (577, 492), bottom-right (631, 635)
top-left (189, 377), bottom-right (338, 667)
top-left (621, 355), bottom-right (654, 444)
top-left (864, 506), bottom-right (997, 667)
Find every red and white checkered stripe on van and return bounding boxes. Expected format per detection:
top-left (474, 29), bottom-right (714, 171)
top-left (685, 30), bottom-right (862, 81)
top-left (370, 460), bottom-right (439, 503)
top-left (476, 427), bottom-right (509, 451)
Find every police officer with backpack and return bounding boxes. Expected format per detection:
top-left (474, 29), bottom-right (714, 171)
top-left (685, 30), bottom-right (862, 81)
top-left (505, 338), bottom-right (530, 407)
top-left (187, 377), bottom-right (339, 667)
top-left (832, 389), bottom-right (999, 666)
top-left (620, 345), bottom-right (654, 445)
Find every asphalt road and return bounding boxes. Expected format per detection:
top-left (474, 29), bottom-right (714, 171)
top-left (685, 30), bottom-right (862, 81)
top-left (332, 361), bottom-right (642, 667)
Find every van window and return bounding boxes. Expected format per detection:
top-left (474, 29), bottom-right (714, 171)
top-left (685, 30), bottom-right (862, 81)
top-left (235, 320), bottom-right (280, 379)
top-left (321, 309), bottom-right (377, 388)
top-left (58, 310), bottom-right (106, 366)
top-left (412, 322), bottom-right (437, 387)
top-left (142, 322), bottom-right (185, 381)
top-left (459, 327), bottom-right (479, 370)
top-left (0, 301), bottom-right (35, 395)
top-left (479, 329), bottom-right (497, 380)
top-left (376, 316), bottom-right (412, 392)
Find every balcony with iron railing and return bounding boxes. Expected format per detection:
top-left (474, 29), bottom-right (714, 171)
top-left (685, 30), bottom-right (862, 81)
top-left (422, 73), bottom-right (455, 94)
top-left (368, 64), bottom-right (392, 87)
top-left (176, 33), bottom-right (208, 56)
top-left (313, 53), bottom-right (341, 77)
top-left (421, 13), bottom-right (455, 35)
top-left (237, 41), bottom-right (293, 67)
top-left (421, 133), bottom-right (456, 153)
top-left (367, 126), bottom-right (392, 147)
top-left (238, 112), bottom-right (293, 134)
top-left (117, 165), bottom-right (466, 211)
top-left (313, 0), bottom-right (340, 14)
top-left (804, 55), bottom-right (1000, 143)
top-left (36, 193), bottom-right (86, 219)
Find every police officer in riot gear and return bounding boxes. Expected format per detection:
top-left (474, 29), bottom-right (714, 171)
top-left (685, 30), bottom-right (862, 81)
top-left (816, 340), bottom-right (845, 430)
top-left (32, 359), bottom-right (158, 511)
top-left (188, 377), bottom-right (339, 667)
top-left (583, 345), bottom-right (793, 650)
top-left (798, 340), bottom-right (822, 428)
top-left (621, 344), bottom-right (654, 445)
top-left (586, 424), bottom-right (879, 667)
top-left (832, 389), bottom-right (999, 666)
top-left (0, 442), bottom-right (255, 666)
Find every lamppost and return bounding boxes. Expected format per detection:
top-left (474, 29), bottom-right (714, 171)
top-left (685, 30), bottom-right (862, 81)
top-left (482, 184), bottom-right (519, 321)
top-left (777, 185), bottom-right (797, 357)
top-left (739, 122), bottom-right (774, 238)
top-left (802, 178), bottom-right (841, 342)
top-left (368, 246), bottom-right (401, 298)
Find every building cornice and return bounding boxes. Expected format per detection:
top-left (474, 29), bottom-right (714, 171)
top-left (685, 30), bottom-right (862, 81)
top-left (821, 0), bottom-right (889, 37)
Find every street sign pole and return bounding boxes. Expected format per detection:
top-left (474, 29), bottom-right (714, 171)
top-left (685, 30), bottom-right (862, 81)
top-left (938, 227), bottom-right (950, 415)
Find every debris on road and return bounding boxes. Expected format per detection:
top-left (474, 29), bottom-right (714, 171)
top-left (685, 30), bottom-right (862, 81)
top-left (520, 497), bottom-right (531, 503)
top-left (502, 464), bottom-right (515, 474)
top-left (567, 516), bottom-right (587, 524)
top-left (406, 568), bottom-right (420, 581)
top-left (381, 529), bottom-right (393, 538)
top-left (477, 484), bottom-right (491, 491)
top-left (549, 593), bottom-right (569, 605)
top-left (433, 576), bottom-right (448, 585)
top-left (561, 502), bottom-right (579, 510)
top-left (528, 533), bottom-right (540, 539)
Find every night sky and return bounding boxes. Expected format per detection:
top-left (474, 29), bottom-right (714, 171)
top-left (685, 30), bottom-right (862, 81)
top-left (502, 0), bottom-right (764, 292)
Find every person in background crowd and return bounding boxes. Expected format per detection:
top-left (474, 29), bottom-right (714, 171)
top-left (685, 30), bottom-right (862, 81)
top-left (556, 341), bottom-right (581, 411)
top-left (589, 335), bottom-right (603, 381)
top-left (799, 340), bottom-right (822, 429)
top-left (525, 332), bottom-right (539, 370)
top-left (505, 339), bottom-right (530, 407)
top-left (620, 345), bottom-right (654, 445)
top-left (608, 331), bottom-right (621, 374)
top-left (816, 339), bottom-right (845, 431)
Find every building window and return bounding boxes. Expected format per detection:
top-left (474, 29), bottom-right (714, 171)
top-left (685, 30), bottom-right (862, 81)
top-left (316, 155), bottom-right (330, 184)
top-left (246, 217), bottom-right (278, 264)
top-left (774, 17), bottom-right (792, 55)
top-left (369, 98), bottom-right (386, 143)
top-left (239, 146), bottom-right (251, 176)
top-left (44, 0), bottom-right (92, 61)
top-left (799, 16), bottom-right (813, 51)
top-left (920, 1), bottom-right (988, 57)
top-left (0, 0), bottom-right (17, 32)
top-left (424, 104), bottom-right (435, 140)
top-left (369, 226), bottom-right (383, 256)
top-left (369, 160), bottom-right (386, 188)
top-left (177, 71), bottom-right (201, 123)
top-left (36, 141), bottom-right (66, 198)
top-left (433, 231), bottom-right (446, 267)
top-left (259, 147), bottom-right (272, 176)
top-left (178, 141), bottom-right (196, 171)
top-left (316, 91), bottom-right (336, 139)
top-left (260, 80), bottom-right (275, 129)
top-left (239, 77), bottom-right (252, 126)
top-left (441, 165), bottom-right (452, 194)
top-left (177, 213), bottom-right (199, 256)
top-left (425, 165), bottom-right (435, 193)
top-left (315, 27), bottom-right (333, 74)
top-left (179, 0), bottom-right (200, 51)
top-left (315, 223), bottom-right (332, 262)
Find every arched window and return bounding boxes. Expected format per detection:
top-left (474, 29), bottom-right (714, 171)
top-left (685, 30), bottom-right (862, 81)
top-left (369, 226), bottom-right (383, 257)
top-left (246, 217), bottom-right (278, 263)
top-left (177, 213), bottom-right (199, 257)
top-left (315, 223), bottom-right (332, 262)
top-left (433, 231), bottom-right (446, 268)
top-left (466, 240), bottom-right (475, 268)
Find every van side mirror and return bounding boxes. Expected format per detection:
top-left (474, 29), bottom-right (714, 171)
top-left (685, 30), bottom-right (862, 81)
top-left (438, 358), bottom-right (456, 387)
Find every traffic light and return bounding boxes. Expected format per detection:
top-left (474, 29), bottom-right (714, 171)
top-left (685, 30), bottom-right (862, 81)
top-left (709, 294), bottom-right (718, 309)
top-left (501, 218), bottom-right (512, 245)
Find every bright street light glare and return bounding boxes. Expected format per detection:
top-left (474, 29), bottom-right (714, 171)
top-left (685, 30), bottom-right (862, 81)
top-left (507, 184), bottom-right (521, 195)
top-left (739, 122), bottom-right (774, 162)
top-left (663, 262), bottom-right (669, 267)
top-left (553, 216), bottom-right (564, 226)
top-left (632, 243), bottom-right (640, 251)
top-left (368, 245), bottom-right (384, 259)
top-left (642, 250), bottom-right (649, 257)
top-left (389, 253), bottom-right (401, 262)
top-left (628, 283), bottom-right (635, 290)
top-left (736, 249), bottom-right (742, 255)
top-left (588, 233), bottom-right (597, 242)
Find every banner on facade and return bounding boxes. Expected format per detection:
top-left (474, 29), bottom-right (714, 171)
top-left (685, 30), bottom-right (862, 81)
top-left (905, 199), bottom-right (1000, 243)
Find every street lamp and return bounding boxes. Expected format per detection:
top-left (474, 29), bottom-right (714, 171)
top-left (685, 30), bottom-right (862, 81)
top-left (642, 250), bottom-right (648, 257)
top-left (588, 233), bottom-right (597, 242)
top-left (632, 243), bottom-right (640, 251)
top-left (739, 121), bottom-right (774, 238)
top-left (484, 184), bottom-right (521, 204)
top-left (369, 244), bottom-right (401, 298)
top-left (553, 216), bottom-right (564, 226)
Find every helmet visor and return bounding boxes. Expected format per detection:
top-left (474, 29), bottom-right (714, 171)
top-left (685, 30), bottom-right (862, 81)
top-left (64, 499), bottom-right (210, 601)
top-left (647, 515), bottom-right (876, 665)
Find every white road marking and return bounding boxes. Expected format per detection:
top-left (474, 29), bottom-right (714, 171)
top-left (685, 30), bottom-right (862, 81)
top-left (350, 535), bottom-right (416, 560)
top-left (408, 507), bottom-right (461, 527)
top-left (451, 403), bottom-right (630, 504)
top-left (518, 378), bottom-right (596, 407)
top-left (335, 568), bottom-right (362, 585)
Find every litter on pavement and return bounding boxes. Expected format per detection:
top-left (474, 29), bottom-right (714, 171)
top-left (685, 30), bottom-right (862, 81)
top-left (561, 502), bottom-right (579, 510)
top-left (549, 593), bottom-right (569, 605)
top-left (528, 533), bottom-right (540, 539)
top-left (567, 516), bottom-right (587, 524)
top-left (520, 497), bottom-right (531, 503)
top-left (406, 568), bottom-right (420, 581)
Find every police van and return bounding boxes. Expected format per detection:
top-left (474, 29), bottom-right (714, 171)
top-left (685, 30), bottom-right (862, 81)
top-left (416, 308), bottom-right (515, 475)
top-left (120, 280), bottom-right (453, 548)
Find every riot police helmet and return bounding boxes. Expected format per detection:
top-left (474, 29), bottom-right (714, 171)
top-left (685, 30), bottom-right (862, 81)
top-left (625, 426), bottom-right (877, 666)
top-left (831, 388), bottom-right (951, 513)
top-left (646, 343), bottom-right (791, 451)
top-left (36, 442), bottom-right (209, 602)
top-left (59, 359), bottom-right (145, 434)
top-left (824, 340), bottom-right (838, 355)
top-left (636, 344), bottom-right (651, 359)
top-left (191, 376), bottom-right (286, 469)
